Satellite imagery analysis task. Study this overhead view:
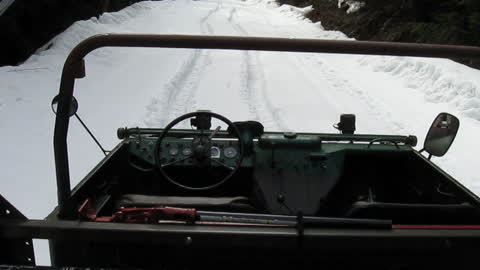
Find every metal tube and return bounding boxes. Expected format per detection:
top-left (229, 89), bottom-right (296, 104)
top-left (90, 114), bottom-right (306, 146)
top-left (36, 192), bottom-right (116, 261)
top-left (119, 127), bottom-right (415, 144)
top-left (3, 219), bottom-right (480, 244)
top-left (54, 34), bottom-right (480, 217)
top-left (197, 211), bottom-right (392, 229)
top-left (74, 114), bottom-right (108, 156)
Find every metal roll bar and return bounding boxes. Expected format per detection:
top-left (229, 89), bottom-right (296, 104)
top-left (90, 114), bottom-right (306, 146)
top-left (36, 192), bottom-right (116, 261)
top-left (54, 34), bottom-right (480, 217)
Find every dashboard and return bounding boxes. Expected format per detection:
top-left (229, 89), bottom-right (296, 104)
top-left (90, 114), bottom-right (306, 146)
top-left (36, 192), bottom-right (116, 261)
top-left (128, 137), bottom-right (241, 168)
top-left (124, 125), bottom-right (417, 215)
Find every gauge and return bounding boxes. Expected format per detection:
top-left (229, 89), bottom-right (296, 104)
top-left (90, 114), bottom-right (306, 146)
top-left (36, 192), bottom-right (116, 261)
top-left (182, 147), bottom-right (192, 156)
top-left (210, 146), bottom-right (221, 158)
top-left (224, 146), bottom-right (237, 159)
top-left (168, 147), bottom-right (179, 156)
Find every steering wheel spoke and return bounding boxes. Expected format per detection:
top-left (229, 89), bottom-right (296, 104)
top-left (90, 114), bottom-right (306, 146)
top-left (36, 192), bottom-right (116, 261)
top-left (161, 155), bottom-right (192, 168)
top-left (211, 158), bottom-right (235, 171)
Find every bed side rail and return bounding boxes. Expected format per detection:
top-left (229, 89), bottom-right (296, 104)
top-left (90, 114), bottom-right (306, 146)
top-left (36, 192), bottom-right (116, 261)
top-left (0, 194), bottom-right (35, 266)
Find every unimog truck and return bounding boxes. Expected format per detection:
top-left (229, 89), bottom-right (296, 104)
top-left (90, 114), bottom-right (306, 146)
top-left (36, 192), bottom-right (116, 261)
top-left (2, 34), bottom-right (480, 269)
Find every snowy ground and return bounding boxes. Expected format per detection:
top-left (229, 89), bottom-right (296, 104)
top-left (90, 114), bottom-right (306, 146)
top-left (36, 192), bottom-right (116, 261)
top-left (2, 0), bottom-right (480, 265)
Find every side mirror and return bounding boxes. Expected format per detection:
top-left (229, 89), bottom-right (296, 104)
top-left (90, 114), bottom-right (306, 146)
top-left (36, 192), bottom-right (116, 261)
top-left (423, 113), bottom-right (459, 158)
top-left (51, 95), bottom-right (78, 117)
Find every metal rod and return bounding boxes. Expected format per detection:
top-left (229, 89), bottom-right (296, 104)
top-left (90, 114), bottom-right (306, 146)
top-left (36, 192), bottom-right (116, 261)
top-left (3, 219), bottom-right (480, 248)
top-left (197, 211), bottom-right (392, 229)
top-left (54, 34), bottom-right (480, 217)
top-left (74, 113), bottom-right (108, 156)
top-left (118, 127), bottom-right (417, 145)
top-left (0, 218), bottom-right (462, 240)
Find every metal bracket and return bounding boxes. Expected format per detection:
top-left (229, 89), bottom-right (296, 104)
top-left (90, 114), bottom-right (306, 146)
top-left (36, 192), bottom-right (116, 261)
top-left (0, 194), bottom-right (35, 266)
top-left (296, 210), bottom-right (304, 249)
top-left (367, 138), bottom-right (400, 149)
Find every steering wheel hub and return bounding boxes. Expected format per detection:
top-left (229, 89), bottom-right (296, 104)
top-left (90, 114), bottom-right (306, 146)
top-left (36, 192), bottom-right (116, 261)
top-left (193, 144), bottom-right (209, 161)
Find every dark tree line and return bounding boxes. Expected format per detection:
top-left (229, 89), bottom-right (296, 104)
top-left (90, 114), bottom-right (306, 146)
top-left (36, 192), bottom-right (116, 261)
top-left (302, 0), bottom-right (480, 67)
top-left (0, 0), bottom-right (140, 66)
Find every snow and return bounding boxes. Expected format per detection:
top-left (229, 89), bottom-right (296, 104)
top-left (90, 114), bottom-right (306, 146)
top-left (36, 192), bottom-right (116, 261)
top-left (338, 0), bottom-right (365, 14)
top-left (358, 56), bottom-right (480, 121)
top-left (0, 0), bottom-right (16, 16)
top-left (1, 0), bottom-right (480, 265)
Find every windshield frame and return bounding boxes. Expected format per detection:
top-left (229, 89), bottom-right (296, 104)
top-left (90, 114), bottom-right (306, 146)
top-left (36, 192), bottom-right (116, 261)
top-left (54, 34), bottom-right (480, 217)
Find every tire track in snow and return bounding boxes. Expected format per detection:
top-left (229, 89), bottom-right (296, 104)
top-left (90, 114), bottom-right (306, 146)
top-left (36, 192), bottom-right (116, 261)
top-left (228, 1), bottom-right (405, 133)
top-left (144, 49), bottom-right (207, 127)
top-left (228, 2), bottom-right (393, 133)
top-left (321, 65), bottom-right (407, 133)
top-left (200, 0), bottom-right (221, 35)
top-left (227, 8), bottom-right (260, 120)
top-left (228, 7), bottom-right (289, 131)
top-left (296, 55), bottom-right (408, 134)
top-left (144, 1), bottom-right (220, 127)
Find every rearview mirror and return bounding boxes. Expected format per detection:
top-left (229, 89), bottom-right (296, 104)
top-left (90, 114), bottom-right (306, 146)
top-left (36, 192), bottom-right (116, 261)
top-left (51, 95), bottom-right (78, 117)
top-left (423, 113), bottom-right (459, 158)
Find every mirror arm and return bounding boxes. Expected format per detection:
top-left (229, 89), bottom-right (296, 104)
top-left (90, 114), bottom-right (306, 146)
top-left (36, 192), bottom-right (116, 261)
top-left (74, 114), bottom-right (109, 156)
top-left (418, 148), bottom-right (432, 160)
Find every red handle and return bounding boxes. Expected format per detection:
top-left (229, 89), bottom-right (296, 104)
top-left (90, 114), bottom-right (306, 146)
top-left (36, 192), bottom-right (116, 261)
top-left (79, 199), bottom-right (196, 224)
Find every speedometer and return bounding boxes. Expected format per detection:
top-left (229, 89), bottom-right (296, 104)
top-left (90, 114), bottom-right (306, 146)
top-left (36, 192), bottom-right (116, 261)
top-left (210, 146), bottom-right (221, 158)
top-left (224, 147), bottom-right (237, 159)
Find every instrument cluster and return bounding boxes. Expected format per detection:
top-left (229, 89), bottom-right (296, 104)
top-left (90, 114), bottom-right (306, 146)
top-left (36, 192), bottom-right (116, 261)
top-left (162, 141), bottom-right (238, 159)
top-left (128, 137), bottom-right (239, 167)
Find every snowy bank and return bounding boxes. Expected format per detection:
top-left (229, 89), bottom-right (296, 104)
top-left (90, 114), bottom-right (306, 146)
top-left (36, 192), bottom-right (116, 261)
top-left (338, 0), bottom-right (365, 14)
top-left (358, 56), bottom-right (480, 122)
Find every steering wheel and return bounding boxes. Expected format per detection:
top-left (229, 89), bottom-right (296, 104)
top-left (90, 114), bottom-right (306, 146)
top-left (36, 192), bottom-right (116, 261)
top-left (154, 111), bottom-right (244, 191)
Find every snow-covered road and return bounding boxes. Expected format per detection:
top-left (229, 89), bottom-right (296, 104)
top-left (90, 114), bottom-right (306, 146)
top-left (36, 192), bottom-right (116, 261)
top-left (2, 0), bottom-right (480, 264)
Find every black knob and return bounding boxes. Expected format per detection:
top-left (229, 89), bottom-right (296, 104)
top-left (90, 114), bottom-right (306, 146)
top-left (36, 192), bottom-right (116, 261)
top-left (117, 127), bottom-right (127, 139)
